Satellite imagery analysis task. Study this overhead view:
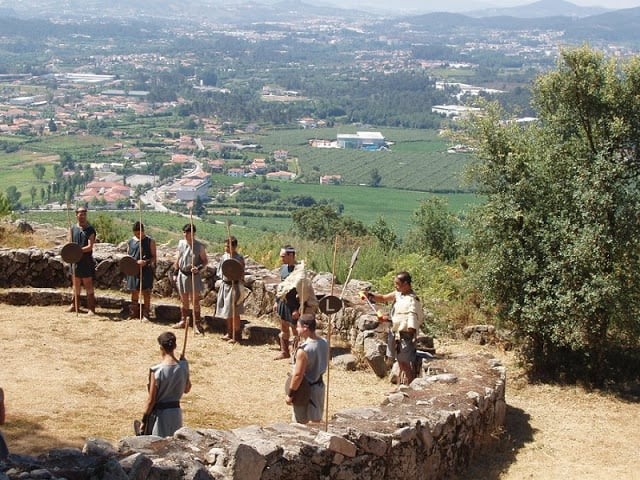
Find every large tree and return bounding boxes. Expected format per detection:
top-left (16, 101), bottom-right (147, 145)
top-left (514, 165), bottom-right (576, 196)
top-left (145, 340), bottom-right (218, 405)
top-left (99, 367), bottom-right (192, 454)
top-left (466, 46), bottom-right (640, 383)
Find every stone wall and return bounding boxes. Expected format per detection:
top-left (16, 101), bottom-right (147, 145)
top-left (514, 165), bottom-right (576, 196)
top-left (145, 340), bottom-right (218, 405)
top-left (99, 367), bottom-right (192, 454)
top-left (0, 246), bottom-right (507, 480)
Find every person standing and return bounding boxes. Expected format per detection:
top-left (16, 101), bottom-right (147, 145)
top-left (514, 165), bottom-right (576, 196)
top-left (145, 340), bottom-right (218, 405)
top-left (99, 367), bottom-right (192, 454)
top-left (273, 245), bottom-right (303, 359)
top-left (67, 205), bottom-right (97, 315)
top-left (172, 223), bottom-right (208, 331)
top-left (285, 314), bottom-right (329, 424)
top-left (215, 235), bottom-right (245, 343)
top-left (138, 332), bottom-right (191, 437)
top-left (126, 221), bottom-right (157, 321)
top-left (368, 271), bottom-right (424, 386)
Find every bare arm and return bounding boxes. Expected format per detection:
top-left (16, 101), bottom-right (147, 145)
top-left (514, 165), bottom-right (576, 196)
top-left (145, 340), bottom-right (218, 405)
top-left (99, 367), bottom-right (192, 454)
top-left (83, 232), bottom-right (96, 254)
top-left (199, 246), bottom-right (208, 268)
top-left (370, 291), bottom-right (395, 303)
top-left (143, 370), bottom-right (157, 415)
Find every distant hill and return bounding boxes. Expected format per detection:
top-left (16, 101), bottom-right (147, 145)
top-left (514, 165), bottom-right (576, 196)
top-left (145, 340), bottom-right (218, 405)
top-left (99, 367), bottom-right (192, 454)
top-left (467, 0), bottom-right (609, 19)
top-left (0, 0), bottom-right (636, 44)
top-left (395, 7), bottom-right (640, 45)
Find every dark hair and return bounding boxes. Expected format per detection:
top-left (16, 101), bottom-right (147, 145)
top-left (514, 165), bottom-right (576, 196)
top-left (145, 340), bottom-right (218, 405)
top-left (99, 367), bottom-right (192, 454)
top-left (396, 271), bottom-right (412, 285)
top-left (157, 332), bottom-right (177, 352)
top-left (133, 221), bottom-right (144, 232)
top-left (182, 223), bottom-right (196, 233)
top-left (225, 235), bottom-right (238, 247)
top-left (298, 313), bottom-right (317, 331)
top-left (75, 206), bottom-right (88, 213)
top-left (280, 245), bottom-right (296, 255)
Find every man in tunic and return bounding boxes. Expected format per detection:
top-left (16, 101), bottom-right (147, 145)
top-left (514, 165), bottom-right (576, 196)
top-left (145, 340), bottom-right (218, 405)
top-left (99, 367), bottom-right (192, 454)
top-left (67, 205), bottom-right (97, 314)
top-left (285, 314), bottom-right (329, 424)
top-left (368, 271), bottom-right (424, 386)
top-left (172, 223), bottom-right (208, 331)
top-left (125, 221), bottom-right (157, 321)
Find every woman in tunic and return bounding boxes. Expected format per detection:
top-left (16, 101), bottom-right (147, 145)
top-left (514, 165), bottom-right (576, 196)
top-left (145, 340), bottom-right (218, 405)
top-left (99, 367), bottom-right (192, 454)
top-left (140, 332), bottom-right (191, 437)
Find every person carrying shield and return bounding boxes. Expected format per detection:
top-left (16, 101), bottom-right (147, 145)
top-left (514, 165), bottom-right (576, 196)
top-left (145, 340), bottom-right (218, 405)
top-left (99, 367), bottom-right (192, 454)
top-left (172, 223), bottom-right (208, 331)
top-left (125, 221), bottom-right (157, 321)
top-left (67, 205), bottom-right (97, 315)
top-left (273, 245), bottom-right (298, 359)
top-left (368, 271), bottom-right (424, 386)
top-left (285, 313), bottom-right (329, 424)
top-left (215, 235), bottom-right (245, 343)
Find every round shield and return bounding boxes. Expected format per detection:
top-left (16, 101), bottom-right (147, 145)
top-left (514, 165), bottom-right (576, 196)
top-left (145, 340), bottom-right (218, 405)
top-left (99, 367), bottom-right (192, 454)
top-left (119, 256), bottom-right (139, 276)
top-left (318, 295), bottom-right (343, 315)
top-left (284, 374), bottom-right (311, 406)
top-left (61, 243), bottom-right (83, 263)
top-left (221, 258), bottom-right (243, 281)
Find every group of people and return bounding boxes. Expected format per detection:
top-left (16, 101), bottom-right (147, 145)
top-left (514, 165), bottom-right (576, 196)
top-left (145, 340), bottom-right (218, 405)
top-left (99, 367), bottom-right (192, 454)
top-left (63, 207), bottom-right (424, 435)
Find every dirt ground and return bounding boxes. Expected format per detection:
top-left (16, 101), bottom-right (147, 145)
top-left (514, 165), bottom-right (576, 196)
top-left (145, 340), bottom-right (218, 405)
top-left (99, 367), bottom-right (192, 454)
top-left (1, 304), bottom-right (639, 479)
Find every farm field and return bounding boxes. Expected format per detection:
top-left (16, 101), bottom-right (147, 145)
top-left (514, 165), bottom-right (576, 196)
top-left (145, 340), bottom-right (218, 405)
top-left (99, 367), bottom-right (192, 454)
top-left (254, 127), bottom-right (474, 192)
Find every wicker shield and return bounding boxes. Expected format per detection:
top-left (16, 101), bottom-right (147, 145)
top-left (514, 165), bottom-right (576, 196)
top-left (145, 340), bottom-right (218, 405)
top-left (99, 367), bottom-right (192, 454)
top-left (318, 295), bottom-right (343, 315)
top-left (119, 256), bottom-right (139, 276)
top-left (61, 243), bottom-right (83, 263)
top-left (221, 258), bottom-right (243, 282)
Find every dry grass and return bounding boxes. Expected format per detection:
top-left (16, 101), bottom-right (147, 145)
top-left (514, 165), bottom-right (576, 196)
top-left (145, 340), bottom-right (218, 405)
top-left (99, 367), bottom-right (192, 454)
top-left (0, 305), bottom-right (388, 455)
top-left (1, 306), bottom-right (640, 478)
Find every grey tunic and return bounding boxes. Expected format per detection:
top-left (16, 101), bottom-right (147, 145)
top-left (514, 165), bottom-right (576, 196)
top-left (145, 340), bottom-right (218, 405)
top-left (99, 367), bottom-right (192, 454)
top-left (215, 252), bottom-right (245, 318)
top-left (176, 239), bottom-right (206, 294)
top-left (292, 336), bottom-right (329, 423)
top-left (150, 359), bottom-right (190, 437)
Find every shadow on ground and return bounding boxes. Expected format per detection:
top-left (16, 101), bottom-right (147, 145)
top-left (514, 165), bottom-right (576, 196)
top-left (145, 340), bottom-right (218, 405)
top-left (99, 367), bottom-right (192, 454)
top-left (461, 404), bottom-right (535, 479)
top-left (2, 416), bottom-right (81, 457)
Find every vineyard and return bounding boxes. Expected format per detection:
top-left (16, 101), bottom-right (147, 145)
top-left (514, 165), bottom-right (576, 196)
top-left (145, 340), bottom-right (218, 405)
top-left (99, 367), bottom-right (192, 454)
top-left (254, 127), bottom-right (474, 192)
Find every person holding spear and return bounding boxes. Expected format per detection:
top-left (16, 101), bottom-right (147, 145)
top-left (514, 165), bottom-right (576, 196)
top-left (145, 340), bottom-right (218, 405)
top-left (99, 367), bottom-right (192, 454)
top-left (215, 234), bottom-right (245, 343)
top-left (66, 205), bottom-right (97, 315)
top-left (136, 331), bottom-right (191, 437)
top-left (367, 271), bottom-right (424, 386)
top-left (172, 223), bottom-right (208, 331)
top-left (125, 221), bottom-right (157, 321)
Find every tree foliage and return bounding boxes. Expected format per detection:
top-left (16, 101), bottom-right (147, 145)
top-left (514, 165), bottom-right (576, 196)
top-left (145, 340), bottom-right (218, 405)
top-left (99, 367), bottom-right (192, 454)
top-left (466, 46), bottom-right (640, 383)
top-left (405, 197), bottom-right (458, 261)
top-left (292, 205), bottom-right (368, 241)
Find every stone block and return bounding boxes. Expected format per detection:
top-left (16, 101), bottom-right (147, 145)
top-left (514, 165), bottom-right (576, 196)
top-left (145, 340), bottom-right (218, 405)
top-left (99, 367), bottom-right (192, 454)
top-left (119, 453), bottom-right (153, 480)
top-left (314, 431), bottom-right (357, 458)
top-left (364, 337), bottom-right (388, 378)
top-left (331, 353), bottom-right (358, 371)
top-left (229, 442), bottom-right (267, 480)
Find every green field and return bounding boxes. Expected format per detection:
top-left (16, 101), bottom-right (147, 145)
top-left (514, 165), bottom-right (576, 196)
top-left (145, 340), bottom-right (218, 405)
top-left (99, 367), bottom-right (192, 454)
top-left (210, 174), bottom-right (481, 236)
top-left (253, 127), bottom-right (473, 192)
top-left (3, 126), bottom-right (480, 240)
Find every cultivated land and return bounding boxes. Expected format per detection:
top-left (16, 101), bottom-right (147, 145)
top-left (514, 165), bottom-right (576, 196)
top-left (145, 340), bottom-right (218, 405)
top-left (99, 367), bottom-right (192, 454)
top-left (1, 305), bottom-right (638, 479)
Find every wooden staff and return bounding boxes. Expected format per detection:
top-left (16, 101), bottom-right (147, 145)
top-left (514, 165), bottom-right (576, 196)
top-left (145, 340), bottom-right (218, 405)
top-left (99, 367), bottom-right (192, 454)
top-left (325, 235), bottom-right (339, 431)
top-left (189, 204), bottom-right (200, 336)
top-left (66, 203), bottom-right (78, 318)
top-left (138, 199), bottom-right (144, 321)
top-left (225, 219), bottom-right (237, 343)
